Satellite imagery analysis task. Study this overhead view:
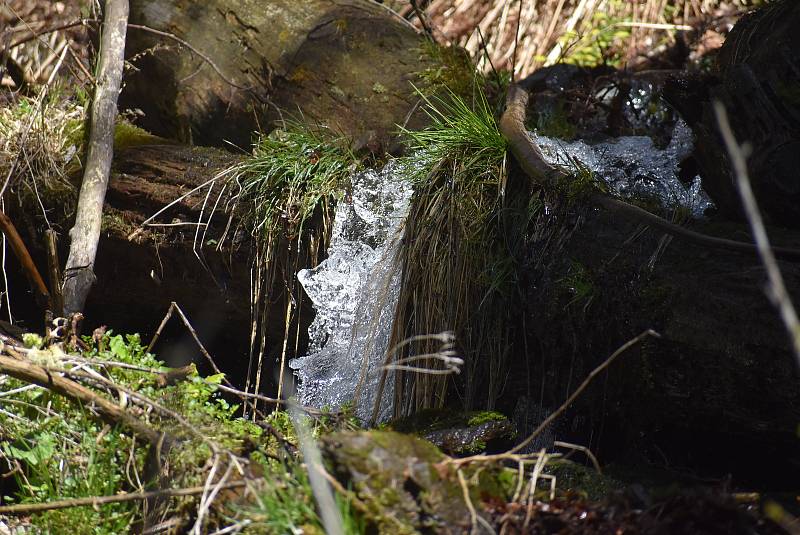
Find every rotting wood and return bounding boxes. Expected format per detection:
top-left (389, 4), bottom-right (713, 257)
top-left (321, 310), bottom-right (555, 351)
top-left (499, 82), bottom-right (800, 261)
top-left (62, 0), bottom-right (129, 314)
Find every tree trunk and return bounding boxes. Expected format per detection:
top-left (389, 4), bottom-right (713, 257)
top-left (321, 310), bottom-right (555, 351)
top-left (62, 0), bottom-right (129, 314)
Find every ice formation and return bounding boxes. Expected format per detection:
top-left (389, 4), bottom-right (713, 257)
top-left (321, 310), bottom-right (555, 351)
top-left (289, 162), bottom-right (412, 422)
top-left (533, 119), bottom-right (713, 218)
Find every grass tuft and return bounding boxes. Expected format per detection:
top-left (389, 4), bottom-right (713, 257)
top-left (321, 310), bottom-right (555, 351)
top-left (231, 124), bottom-right (357, 244)
top-left (388, 87), bottom-right (529, 415)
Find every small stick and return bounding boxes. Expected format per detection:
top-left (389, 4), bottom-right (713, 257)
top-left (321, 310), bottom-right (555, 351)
top-left (0, 353), bottom-right (166, 445)
top-left (7, 19), bottom-right (93, 49)
top-left (0, 481), bottom-right (249, 515)
top-left (714, 102), bottom-right (800, 366)
top-left (44, 229), bottom-right (63, 316)
top-left (553, 440), bottom-right (602, 474)
top-left (409, 1), bottom-right (434, 39)
top-left (0, 211), bottom-right (50, 309)
top-left (126, 24), bottom-right (251, 91)
top-left (147, 302), bottom-right (224, 379)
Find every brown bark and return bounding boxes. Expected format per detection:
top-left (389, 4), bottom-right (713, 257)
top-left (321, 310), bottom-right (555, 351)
top-left (62, 0), bottom-right (129, 314)
top-left (0, 211), bottom-right (50, 309)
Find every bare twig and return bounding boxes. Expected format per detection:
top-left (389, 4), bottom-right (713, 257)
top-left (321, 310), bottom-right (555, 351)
top-left (126, 24), bottom-right (251, 90)
top-left (553, 440), bottom-right (601, 474)
top-left (0, 353), bottom-right (166, 445)
top-left (713, 102), bottom-right (800, 366)
top-left (7, 19), bottom-right (93, 49)
top-left (147, 302), bottom-right (223, 378)
top-left (0, 481), bottom-right (249, 515)
top-left (408, 1), bottom-right (434, 39)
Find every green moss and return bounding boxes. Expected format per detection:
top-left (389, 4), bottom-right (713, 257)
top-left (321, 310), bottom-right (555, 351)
top-left (113, 120), bottom-right (166, 150)
top-left (467, 410), bottom-right (507, 427)
top-left (557, 261), bottom-right (595, 309)
top-left (390, 409), bottom-right (506, 434)
top-left (544, 459), bottom-right (621, 501)
top-left (533, 101), bottom-right (577, 140)
top-left (415, 40), bottom-right (477, 100)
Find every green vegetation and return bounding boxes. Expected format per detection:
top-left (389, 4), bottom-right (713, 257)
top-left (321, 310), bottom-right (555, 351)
top-left (389, 85), bottom-right (529, 413)
top-left (229, 124), bottom-right (358, 246)
top-left (556, 5), bottom-right (633, 67)
top-left (0, 332), bottom-right (368, 534)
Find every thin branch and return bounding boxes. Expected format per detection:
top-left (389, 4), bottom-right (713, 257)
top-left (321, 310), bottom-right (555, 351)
top-left (0, 211), bottom-right (50, 309)
top-left (0, 353), bottom-right (167, 445)
top-left (713, 102), bottom-right (800, 366)
top-left (62, 0), bottom-right (129, 313)
top-left (7, 19), bottom-right (93, 49)
top-left (0, 481), bottom-right (249, 515)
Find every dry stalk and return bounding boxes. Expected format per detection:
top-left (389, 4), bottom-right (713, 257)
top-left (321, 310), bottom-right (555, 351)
top-left (713, 101), bottom-right (800, 366)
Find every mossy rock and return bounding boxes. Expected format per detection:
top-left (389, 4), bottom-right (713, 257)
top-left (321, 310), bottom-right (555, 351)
top-left (387, 409), bottom-right (516, 455)
top-left (544, 459), bottom-right (621, 501)
top-left (322, 430), bottom-right (508, 533)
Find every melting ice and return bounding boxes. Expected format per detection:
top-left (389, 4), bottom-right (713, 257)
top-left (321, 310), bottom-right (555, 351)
top-left (289, 162), bottom-right (412, 422)
top-left (534, 119), bottom-right (713, 218)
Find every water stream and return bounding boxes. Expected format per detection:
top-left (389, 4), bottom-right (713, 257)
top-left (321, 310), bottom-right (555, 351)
top-left (290, 109), bottom-right (711, 425)
top-left (289, 162), bottom-right (412, 422)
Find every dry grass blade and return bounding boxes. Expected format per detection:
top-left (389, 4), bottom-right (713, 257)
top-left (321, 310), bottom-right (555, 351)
top-left (419, 0), bottom-right (756, 75)
top-left (388, 85), bottom-right (518, 419)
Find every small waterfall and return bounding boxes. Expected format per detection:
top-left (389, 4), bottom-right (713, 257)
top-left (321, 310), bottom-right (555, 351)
top-left (289, 162), bottom-right (412, 422)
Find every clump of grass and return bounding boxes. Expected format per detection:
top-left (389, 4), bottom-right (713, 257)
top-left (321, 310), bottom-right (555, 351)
top-left (0, 85), bottom-right (84, 222)
top-left (388, 87), bottom-right (530, 415)
top-left (399, 86), bottom-right (506, 181)
top-left (231, 124), bottom-right (357, 244)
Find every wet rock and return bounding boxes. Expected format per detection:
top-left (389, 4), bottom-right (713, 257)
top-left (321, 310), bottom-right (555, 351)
top-left (389, 409), bottom-right (517, 455)
top-left (122, 0), bottom-right (432, 148)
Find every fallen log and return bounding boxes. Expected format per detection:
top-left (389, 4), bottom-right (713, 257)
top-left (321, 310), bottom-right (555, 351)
top-left (121, 0), bottom-right (433, 148)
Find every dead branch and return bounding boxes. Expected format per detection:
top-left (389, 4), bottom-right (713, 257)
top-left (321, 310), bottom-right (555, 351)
top-left (0, 211), bottom-right (50, 309)
top-left (0, 353), bottom-right (168, 445)
top-left (62, 0), bottom-right (129, 314)
top-left (500, 82), bottom-right (800, 261)
top-left (6, 19), bottom-right (92, 49)
top-left (126, 23), bottom-right (250, 91)
top-left (0, 481), bottom-right (248, 515)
